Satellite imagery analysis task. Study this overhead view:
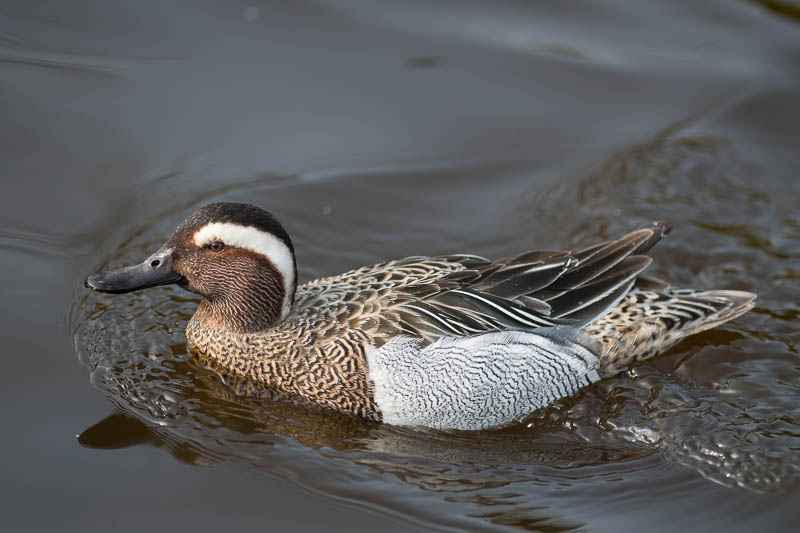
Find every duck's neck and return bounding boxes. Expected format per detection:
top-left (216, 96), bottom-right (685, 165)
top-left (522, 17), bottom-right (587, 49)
top-left (193, 266), bottom-right (295, 334)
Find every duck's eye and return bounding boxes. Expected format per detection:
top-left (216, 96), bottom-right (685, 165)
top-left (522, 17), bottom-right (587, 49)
top-left (208, 241), bottom-right (225, 252)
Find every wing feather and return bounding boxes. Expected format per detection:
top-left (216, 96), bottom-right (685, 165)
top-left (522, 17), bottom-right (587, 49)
top-left (294, 221), bottom-right (671, 348)
top-left (392, 222), bottom-right (669, 343)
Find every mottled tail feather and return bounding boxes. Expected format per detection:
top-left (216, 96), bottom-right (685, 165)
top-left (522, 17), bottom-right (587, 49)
top-left (587, 289), bottom-right (756, 378)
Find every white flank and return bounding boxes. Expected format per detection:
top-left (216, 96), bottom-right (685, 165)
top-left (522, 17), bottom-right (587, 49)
top-left (366, 330), bottom-right (600, 430)
top-left (193, 221), bottom-right (295, 318)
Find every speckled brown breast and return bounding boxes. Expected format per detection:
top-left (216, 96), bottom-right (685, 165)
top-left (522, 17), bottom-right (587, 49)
top-left (186, 319), bottom-right (381, 420)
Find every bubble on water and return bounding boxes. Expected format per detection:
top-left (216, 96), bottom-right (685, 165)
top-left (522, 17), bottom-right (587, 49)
top-left (242, 6), bottom-right (261, 23)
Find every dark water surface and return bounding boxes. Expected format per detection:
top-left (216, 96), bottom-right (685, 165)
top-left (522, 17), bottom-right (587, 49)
top-left (2, 1), bottom-right (800, 531)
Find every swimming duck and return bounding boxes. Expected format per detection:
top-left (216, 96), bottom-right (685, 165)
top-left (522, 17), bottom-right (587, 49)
top-left (86, 202), bottom-right (755, 430)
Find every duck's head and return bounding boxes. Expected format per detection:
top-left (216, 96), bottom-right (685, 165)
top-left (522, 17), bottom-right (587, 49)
top-left (86, 202), bottom-right (297, 333)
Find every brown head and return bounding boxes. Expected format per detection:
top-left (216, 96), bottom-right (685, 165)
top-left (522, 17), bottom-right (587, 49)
top-left (86, 202), bottom-right (298, 333)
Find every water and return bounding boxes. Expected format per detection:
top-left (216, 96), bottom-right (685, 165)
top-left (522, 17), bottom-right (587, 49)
top-left (2, 1), bottom-right (799, 531)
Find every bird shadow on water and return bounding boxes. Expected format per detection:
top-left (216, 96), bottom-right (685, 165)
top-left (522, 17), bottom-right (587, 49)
top-left (76, 369), bottom-right (651, 533)
top-left (77, 414), bottom-right (601, 532)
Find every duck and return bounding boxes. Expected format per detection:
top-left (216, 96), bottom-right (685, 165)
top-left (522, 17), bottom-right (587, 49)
top-left (86, 202), bottom-right (756, 430)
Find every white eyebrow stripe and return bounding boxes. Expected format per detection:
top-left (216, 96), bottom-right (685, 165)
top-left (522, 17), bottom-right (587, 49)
top-left (193, 221), bottom-right (295, 319)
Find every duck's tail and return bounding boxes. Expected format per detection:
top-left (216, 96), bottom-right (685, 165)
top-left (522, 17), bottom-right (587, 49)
top-left (585, 288), bottom-right (756, 378)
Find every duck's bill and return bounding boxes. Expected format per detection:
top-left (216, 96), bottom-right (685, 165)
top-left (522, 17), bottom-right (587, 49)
top-left (85, 249), bottom-right (182, 294)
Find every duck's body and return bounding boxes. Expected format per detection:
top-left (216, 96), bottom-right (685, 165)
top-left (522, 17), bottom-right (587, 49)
top-left (87, 203), bottom-right (755, 430)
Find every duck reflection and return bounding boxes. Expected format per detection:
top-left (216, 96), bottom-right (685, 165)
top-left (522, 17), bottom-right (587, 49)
top-left (78, 347), bottom-right (653, 533)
